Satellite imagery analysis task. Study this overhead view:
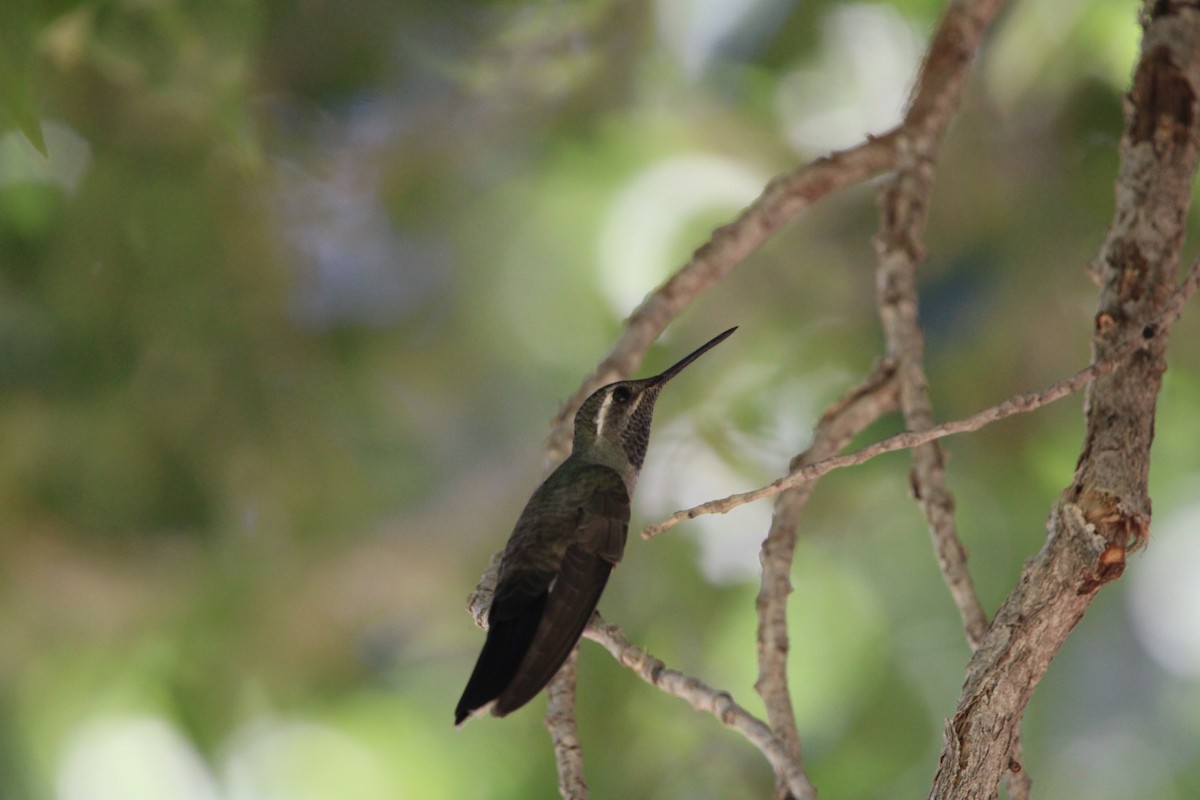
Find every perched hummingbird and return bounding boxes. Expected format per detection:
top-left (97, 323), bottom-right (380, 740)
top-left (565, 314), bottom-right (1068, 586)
top-left (455, 327), bottom-right (736, 725)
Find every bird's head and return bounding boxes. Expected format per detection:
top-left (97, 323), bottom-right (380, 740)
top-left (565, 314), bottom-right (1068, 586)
top-left (572, 327), bottom-right (736, 472)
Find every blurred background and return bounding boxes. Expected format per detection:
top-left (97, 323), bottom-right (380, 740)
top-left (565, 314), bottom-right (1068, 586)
top-left (2, 0), bottom-right (1200, 797)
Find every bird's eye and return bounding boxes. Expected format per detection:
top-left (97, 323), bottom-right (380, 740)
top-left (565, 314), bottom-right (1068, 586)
top-left (612, 386), bottom-right (632, 404)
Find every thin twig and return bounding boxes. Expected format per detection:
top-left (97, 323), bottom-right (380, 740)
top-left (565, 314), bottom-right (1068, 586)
top-left (902, 0), bottom-right (1011, 136)
top-left (642, 270), bottom-right (1198, 540)
top-left (1006, 736), bottom-right (1031, 800)
top-left (654, 237), bottom-right (1200, 539)
top-left (755, 360), bottom-right (899, 800)
top-left (876, 137), bottom-right (991, 648)
top-left (877, 0), bottom-right (1013, 651)
top-left (1170, 253), bottom-right (1200, 318)
top-left (584, 614), bottom-right (816, 800)
top-left (878, 149), bottom-right (992, 646)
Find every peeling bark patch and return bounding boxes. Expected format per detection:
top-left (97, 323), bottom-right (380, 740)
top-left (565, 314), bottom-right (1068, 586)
top-left (1077, 487), bottom-right (1151, 553)
top-left (1130, 46), bottom-right (1196, 145)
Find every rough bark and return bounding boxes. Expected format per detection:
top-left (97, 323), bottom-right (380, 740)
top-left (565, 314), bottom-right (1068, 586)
top-left (929, 3), bottom-right (1200, 797)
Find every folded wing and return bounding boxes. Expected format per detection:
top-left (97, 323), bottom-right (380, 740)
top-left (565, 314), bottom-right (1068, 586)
top-left (493, 466), bottom-right (629, 717)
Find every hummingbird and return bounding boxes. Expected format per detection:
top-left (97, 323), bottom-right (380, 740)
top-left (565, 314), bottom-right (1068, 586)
top-left (455, 327), bottom-right (736, 725)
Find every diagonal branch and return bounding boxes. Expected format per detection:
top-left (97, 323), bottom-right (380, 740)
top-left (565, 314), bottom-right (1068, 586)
top-left (755, 360), bottom-right (898, 800)
top-left (542, 133), bottom-right (898, 465)
top-left (544, 0), bottom-right (1010, 466)
top-left (642, 257), bottom-right (1200, 540)
top-left (642, 354), bottom-right (1119, 536)
top-left (902, 0), bottom-right (1010, 136)
top-left (584, 614), bottom-right (816, 800)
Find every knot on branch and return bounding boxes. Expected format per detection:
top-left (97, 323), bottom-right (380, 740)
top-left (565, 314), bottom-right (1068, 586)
top-left (1075, 487), bottom-right (1150, 553)
top-left (1057, 497), bottom-right (1138, 596)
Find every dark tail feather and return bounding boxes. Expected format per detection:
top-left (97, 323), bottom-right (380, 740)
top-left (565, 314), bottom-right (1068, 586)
top-left (454, 593), bottom-right (546, 725)
top-left (493, 548), bottom-right (612, 717)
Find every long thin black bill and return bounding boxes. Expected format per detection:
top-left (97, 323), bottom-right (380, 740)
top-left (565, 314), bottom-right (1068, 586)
top-left (650, 326), bottom-right (737, 385)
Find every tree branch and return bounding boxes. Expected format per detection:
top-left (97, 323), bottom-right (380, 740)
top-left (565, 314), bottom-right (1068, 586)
top-left (875, 1), bottom-right (1023, 785)
top-left (545, 651), bottom-right (587, 800)
top-left (543, 0), bottom-right (1011, 467)
top-left (751, 2), bottom-right (1010, 795)
top-left (644, 245), bottom-right (1200, 538)
top-left (756, 360), bottom-right (899, 800)
top-left (876, 0), bottom-right (1008, 651)
top-left (584, 614), bottom-right (816, 800)
top-left (542, 133), bottom-right (898, 465)
top-left (902, 0), bottom-right (1009, 136)
top-left (641, 341), bottom-right (1134, 537)
top-left (929, 2), bottom-right (1200, 796)
top-left (877, 108), bottom-right (991, 645)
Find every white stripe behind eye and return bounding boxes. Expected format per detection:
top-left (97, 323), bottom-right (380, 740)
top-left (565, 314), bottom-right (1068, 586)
top-left (594, 390), bottom-right (614, 439)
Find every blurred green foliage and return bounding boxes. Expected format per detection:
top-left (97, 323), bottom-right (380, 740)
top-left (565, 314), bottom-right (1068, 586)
top-left (2, 1), bottom-right (1199, 798)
